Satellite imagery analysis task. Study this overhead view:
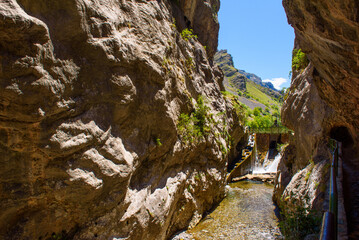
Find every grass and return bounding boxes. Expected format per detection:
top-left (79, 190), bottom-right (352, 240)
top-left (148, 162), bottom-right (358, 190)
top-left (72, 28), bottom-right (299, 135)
top-left (246, 81), bottom-right (278, 106)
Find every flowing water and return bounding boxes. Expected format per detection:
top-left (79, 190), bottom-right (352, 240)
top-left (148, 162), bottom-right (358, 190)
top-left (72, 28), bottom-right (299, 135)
top-left (253, 153), bottom-right (281, 174)
top-left (172, 181), bottom-right (283, 240)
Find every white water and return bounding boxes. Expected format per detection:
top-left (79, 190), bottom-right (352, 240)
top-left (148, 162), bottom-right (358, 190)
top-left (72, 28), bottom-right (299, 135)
top-left (253, 153), bottom-right (281, 174)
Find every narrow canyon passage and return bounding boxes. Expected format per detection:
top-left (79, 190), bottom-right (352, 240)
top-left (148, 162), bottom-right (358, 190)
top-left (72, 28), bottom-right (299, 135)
top-left (1, 0), bottom-right (358, 239)
top-left (172, 180), bottom-right (282, 240)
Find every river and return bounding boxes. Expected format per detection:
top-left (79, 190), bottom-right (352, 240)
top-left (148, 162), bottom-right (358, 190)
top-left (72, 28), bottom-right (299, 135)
top-left (172, 180), bottom-right (283, 240)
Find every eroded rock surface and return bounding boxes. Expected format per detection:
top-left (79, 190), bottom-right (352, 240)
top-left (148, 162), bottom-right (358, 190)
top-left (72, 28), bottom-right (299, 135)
top-left (276, 0), bottom-right (359, 237)
top-left (0, 0), bottom-right (244, 239)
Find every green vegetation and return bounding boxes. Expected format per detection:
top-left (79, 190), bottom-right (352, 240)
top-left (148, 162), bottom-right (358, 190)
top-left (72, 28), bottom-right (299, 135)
top-left (155, 138), bottom-right (162, 147)
top-left (246, 104), bottom-right (283, 131)
top-left (185, 57), bottom-right (194, 70)
top-left (277, 143), bottom-right (289, 152)
top-left (292, 49), bottom-right (309, 71)
top-left (221, 90), bottom-right (289, 134)
top-left (211, 3), bottom-right (219, 22)
top-left (177, 94), bottom-right (234, 157)
top-left (194, 173), bottom-right (201, 181)
top-left (279, 204), bottom-right (321, 240)
top-left (177, 95), bottom-right (211, 144)
top-left (304, 158), bottom-right (315, 182)
top-left (248, 115), bottom-right (274, 129)
top-left (246, 81), bottom-right (279, 106)
top-left (215, 50), bottom-right (290, 134)
top-left (49, 231), bottom-right (69, 240)
top-left (181, 28), bottom-right (197, 41)
top-left (221, 91), bottom-right (249, 125)
top-left (170, 18), bottom-right (176, 29)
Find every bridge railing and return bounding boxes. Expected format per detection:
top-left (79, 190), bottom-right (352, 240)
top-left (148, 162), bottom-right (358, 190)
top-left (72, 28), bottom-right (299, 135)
top-left (249, 126), bottom-right (292, 134)
top-left (319, 140), bottom-right (339, 240)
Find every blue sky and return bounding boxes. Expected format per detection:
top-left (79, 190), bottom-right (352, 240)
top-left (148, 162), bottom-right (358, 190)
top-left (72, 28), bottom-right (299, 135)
top-left (217, 0), bottom-right (295, 89)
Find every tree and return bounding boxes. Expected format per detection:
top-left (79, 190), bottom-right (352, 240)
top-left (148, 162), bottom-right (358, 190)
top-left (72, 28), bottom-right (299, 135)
top-left (253, 107), bottom-right (262, 117)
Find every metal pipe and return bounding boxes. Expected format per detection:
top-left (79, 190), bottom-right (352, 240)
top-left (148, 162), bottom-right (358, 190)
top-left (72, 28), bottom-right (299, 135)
top-left (320, 212), bottom-right (335, 240)
top-left (320, 140), bottom-right (338, 240)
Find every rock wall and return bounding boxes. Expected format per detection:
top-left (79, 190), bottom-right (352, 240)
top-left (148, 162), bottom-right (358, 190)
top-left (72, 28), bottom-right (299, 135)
top-left (0, 0), bottom-right (244, 239)
top-left (214, 50), bottom-right (247, 91)
top-left (275, 0), bottom-right (359, 222)
top-left (273, 63), bottom-right (334, 211)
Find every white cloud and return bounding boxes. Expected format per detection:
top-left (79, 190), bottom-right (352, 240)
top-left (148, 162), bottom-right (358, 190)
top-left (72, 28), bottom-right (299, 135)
top-left (262, 78), bottom-right (288, 90)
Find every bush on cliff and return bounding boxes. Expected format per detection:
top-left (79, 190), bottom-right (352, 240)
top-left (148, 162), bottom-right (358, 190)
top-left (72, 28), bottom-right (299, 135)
top-left (292, 49), bottom-right (309, 71)
top-left (180, 28), bottom-right (197, 41)
top-left (177, 95), bottom-right (211, 143)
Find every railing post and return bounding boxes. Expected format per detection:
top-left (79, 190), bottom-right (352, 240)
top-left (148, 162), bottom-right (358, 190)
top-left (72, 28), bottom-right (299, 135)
top-left (320, 140), bottom-right (338, 240)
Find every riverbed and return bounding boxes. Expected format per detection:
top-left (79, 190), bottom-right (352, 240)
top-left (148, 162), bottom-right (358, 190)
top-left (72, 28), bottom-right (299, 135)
top-left (172, 180), bottom-right (283, 240)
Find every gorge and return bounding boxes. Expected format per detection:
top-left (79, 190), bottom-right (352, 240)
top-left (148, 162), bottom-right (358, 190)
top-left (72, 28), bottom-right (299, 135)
top-left (0, 0), bottom-right (359, 239)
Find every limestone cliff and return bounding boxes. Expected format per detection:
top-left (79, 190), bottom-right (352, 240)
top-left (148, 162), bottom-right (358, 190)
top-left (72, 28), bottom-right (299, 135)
top-left (214, 50), bottom-right (246, 91)
top-left (275, 0), bottom-right (359, 236)
top-left (0, 0), bottom-right (243, 239)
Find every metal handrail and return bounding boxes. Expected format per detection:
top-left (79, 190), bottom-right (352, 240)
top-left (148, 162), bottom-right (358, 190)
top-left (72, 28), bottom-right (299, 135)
top-left (319, 141), bottom-right (339, 240)
top-left (249, 126), bottom-right (292, 134)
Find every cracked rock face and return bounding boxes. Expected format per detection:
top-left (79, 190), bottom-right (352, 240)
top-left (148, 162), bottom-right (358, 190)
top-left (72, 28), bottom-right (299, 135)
top-left (283, 0), bottom-right (359, 143)
top-left (275, 0), bottom-right (359, 215)
top-left (0, 0), bottom-right (243, 239)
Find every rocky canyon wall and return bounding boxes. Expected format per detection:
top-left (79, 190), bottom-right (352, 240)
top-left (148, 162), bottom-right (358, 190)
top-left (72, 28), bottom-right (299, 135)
top-left (0, 0), bottom-right (243, 239)
top-left (275, 0), bottom-right (359, 222)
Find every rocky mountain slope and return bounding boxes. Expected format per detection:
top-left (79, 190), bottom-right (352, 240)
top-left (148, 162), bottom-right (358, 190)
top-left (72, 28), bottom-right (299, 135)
top-left (274, 0), bottom-right (359, 237)
top-left (238, 69), bottom-right (276, 91)
top-left (0, 0), bottom-right (244, 239)
top-left (214, 50), bottom-right (247, 91)
top-left (215, 49), bottom-right (279, 91)
top-left (214, 50), bottom-right (283, 108)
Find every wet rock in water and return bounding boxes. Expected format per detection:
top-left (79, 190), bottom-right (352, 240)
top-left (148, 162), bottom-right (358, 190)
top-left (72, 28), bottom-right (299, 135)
top-left (185, 181), bottom-right (283, 240)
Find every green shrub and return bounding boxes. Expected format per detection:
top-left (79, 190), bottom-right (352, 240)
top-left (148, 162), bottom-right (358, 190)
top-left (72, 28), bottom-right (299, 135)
top-left (170, 18), bottom-right (177, 29)
top-left (156, 138), bottom-right (162, 146)
top-left (177, 95), bottom-right (210, 144)
top-left (292, 49), bottom-right (309, 71)
top-left (271, 105), bottom-right (279, 111)
top-left (243, 92), bottom-right (251, 99)
top-left (185, 57), bottom-right (194, 70)
top-left (253, 107), bottom-right (262, 117)
top-left (264, 107), bottom-right (270, 114)
top-left (49, 231), bottom-right (69, 240)
top-left (233, 103), bottom-right (249, 125)
top-left (272, 110), bottom-right (280, 118)
top-left (279, 205), bottom-right (321, 240)
top-left (193, 95), bottom-right (211, 134)
top-left (181, 28), bottom-right (197, 41)
top-left (248, 115), bottom-right (274, 129)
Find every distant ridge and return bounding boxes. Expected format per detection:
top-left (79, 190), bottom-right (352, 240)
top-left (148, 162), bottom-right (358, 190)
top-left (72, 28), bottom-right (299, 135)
top-left (214, 50), bottom-right (283, 105)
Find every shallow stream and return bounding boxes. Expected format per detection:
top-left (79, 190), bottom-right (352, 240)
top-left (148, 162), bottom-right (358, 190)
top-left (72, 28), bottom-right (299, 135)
top-left (172, 180), bottom-right (283, 240)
